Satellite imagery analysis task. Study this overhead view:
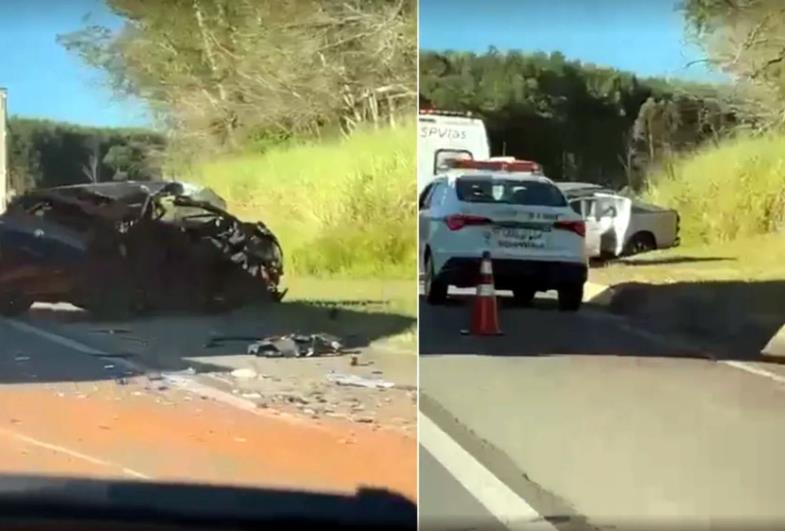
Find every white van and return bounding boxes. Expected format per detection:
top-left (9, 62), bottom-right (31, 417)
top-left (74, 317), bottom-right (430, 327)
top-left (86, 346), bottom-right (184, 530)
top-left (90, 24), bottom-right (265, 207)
top-left (418, 109), bottom-right (490, 196)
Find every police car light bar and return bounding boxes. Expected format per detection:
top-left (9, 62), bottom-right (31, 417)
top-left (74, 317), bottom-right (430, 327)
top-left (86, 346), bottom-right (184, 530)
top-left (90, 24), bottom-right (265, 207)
top-left (446, 158), bottom-right (542, 173)
top-left (419, 108), bottom-right (474, 118)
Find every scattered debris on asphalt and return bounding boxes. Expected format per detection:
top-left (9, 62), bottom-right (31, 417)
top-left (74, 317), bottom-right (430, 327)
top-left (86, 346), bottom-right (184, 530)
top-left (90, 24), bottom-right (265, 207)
top-left (91, 328), bottom-right (133, 335)
top-left (206, 333), bottom-right (346, 358)
top-left (149, 368), bottom-right (198, 388)
top-left (247, 336), bottom-right (298, 357)
top-left (231, 368), bottom-right (258, 380)
top-left (247, 333), bottom-right (344, 358)
top-left (326, 373), bottom-right (395, 389)
top-left (241, 392), bottom-right (262, 399)
top-left (157, 367), bottom-right (196, 380)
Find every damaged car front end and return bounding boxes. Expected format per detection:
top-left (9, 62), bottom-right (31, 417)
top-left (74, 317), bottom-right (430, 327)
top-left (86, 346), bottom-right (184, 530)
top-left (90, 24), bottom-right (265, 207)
top-left (0, 181), bottom-right (284, 317)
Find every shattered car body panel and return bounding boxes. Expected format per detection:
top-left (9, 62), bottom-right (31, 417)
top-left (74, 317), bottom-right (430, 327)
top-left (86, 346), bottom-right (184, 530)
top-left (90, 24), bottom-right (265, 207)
top-left (0, 181), bottom-right (284, 317)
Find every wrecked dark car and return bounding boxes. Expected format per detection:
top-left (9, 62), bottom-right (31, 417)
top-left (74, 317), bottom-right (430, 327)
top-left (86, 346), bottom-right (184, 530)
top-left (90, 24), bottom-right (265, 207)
top-left (0, 181), bottom-right (284, 317)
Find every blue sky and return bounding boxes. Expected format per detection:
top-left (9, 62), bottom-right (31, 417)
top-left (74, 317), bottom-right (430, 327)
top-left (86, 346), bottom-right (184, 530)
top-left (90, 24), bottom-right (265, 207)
top-left (0, 0), bottom-right (721, 129)
top-left (419, 0), bottom-right (723, 82)
top-left (0, 0), bottom-right (152, 128)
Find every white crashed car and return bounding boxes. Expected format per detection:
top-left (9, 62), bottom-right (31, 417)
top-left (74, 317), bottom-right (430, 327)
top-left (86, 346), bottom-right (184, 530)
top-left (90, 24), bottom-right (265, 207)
top-left (558, 183), bottom-right (680, 259)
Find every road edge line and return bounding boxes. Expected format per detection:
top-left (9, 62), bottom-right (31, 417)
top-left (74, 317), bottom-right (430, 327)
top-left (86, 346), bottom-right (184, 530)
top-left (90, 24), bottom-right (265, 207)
top-left (720, 360), bottom-right (785, 386)
top-left (419, 410), bottom-right (557, 531)
top-left (0, 426), bottom-right (151, 480)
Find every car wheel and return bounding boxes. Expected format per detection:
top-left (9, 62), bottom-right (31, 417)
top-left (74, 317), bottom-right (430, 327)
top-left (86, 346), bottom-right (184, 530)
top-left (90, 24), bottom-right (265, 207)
top-left (424, 254), bottom-right (448, 305)
top-left (512, 286), bottom-right (536, 306)
top-left (623, 232), bottom-right (656, 256)
top-left (557, 283), bottom-right (583, 312)
top-left (0, 294), bottom-right (34, 317)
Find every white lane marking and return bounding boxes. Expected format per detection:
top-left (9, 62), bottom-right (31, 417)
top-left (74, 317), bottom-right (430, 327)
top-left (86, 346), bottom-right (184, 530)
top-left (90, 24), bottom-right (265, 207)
top-left (0, 427), bottom-right (151, 479)
top-left (5, 319), bottom-right (322, 428)
top-left (5, 320), bottom-right (106, 355)
top-left (419, 412), bottom-right (557, 531)
top-left (720, 360), bottom-right (785, 386)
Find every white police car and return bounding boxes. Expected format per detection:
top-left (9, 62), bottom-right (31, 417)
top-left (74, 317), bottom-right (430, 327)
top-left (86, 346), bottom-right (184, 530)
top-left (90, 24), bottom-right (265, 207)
top-left (418, 159), bottom-right (588, 311)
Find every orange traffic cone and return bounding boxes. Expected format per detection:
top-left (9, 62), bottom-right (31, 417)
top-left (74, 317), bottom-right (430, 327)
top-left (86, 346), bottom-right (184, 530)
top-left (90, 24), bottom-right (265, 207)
top-left (462, 251), bottom-right (503, 336)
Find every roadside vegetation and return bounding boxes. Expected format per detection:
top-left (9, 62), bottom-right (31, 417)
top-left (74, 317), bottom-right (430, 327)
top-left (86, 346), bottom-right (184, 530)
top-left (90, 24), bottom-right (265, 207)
top-left (7, 118), bottom-right (164, 193)
top-left (189, 122), bottom-right (418, 353)
top-left (633, 1), bottom-right (785, 253)
top-left (586, 0), bottom-right (785, 356)
top-left (645, 133), bottom-right (785, 247)
top-left (187, 123), bottom-right (416, 280)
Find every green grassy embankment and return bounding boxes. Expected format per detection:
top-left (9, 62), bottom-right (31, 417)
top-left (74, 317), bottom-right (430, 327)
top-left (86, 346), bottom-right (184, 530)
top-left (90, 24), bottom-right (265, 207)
top-left (590, 133), bottom-right (785, 355)
top-left (646, 132), bottom-right (785, 247)
top-left (183, 123), bottom-right (417, 352)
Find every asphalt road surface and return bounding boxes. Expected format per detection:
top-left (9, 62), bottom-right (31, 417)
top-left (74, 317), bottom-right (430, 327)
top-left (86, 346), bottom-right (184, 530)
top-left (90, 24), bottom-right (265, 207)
top-left (419, 287), bottom-right (785, 531)
top-left (0, 305), bottom-right (416, 500)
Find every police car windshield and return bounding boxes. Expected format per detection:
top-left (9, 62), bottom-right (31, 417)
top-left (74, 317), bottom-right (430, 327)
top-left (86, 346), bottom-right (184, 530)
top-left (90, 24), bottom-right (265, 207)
top-left (456, 177), bottom-right (567, 207)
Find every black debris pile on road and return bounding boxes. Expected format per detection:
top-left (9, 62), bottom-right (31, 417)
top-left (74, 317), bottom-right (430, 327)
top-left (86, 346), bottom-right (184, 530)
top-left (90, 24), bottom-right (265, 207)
top-left (247, 333), bottom-right (344, 358)
top-left (0, 181), bottom-right (285, 317)
top-left (206, 333), bottom-right (346, 358)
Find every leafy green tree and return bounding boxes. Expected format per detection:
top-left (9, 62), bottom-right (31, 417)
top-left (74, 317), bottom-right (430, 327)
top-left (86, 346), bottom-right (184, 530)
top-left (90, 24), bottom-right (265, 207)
top-left (682, 0), bottom-right (785, 126)
top-left (58, 0), bottom-right (416, 154)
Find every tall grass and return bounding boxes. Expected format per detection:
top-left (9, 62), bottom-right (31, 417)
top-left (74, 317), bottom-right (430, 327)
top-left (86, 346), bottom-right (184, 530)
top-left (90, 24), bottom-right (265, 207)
top-left (184, 122), bottom-right (416, 279)
top-left (645, 133), bottom-right (785, 246)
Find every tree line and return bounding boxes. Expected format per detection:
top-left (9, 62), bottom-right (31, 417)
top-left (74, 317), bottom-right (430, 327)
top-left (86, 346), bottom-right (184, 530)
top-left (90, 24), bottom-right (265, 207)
top-left (420, 49), bottom-right (740, 190)
top-left (6, 0), bottom-right (417, 196)
top-left (59, 0), bottom-right (417, 159)
top-left (7, 118), bottom-right (165, 194)
top-left (681, 0), bottom-right (785, 126)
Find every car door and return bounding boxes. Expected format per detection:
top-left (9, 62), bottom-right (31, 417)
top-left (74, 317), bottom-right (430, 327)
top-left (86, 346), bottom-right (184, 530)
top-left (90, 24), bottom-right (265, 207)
top-left (572, 198), bottom-right (601, 258)
top-left (594, 194), bottom-right (631, 256)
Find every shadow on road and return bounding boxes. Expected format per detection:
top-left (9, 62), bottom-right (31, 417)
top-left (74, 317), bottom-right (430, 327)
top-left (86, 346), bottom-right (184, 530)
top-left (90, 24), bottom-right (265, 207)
top-left (613, 255), bottom-right (734, 267)
top-left (605, 280), bottom-right (785, 360)
top-left (0, 298), bottom-right (415, 386)
top-left (420, 279), bottom-right (785, 362)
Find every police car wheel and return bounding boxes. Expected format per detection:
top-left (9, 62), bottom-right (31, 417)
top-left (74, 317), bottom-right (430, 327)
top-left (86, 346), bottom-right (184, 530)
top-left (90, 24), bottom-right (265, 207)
top-left (557, 283), bottom-right (583, 312)
top-left (425, 254), bottom-right (448, 305)
top-left (512, 287), bottom-right (536, 306)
